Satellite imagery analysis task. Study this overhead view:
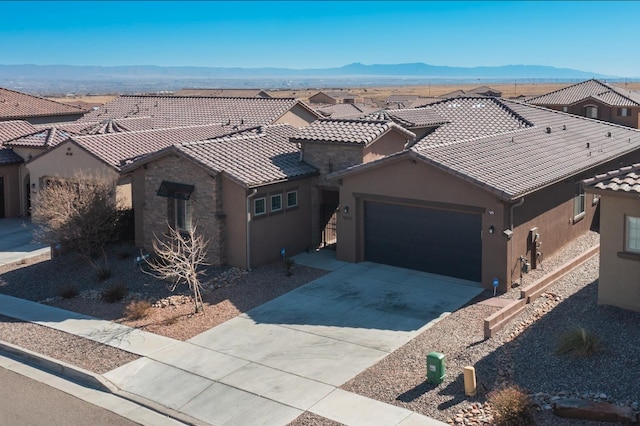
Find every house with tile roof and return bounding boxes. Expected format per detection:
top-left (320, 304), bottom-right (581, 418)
top-left (291, 119), bottom-right (416, 248)
top-left (308, 91), bottom-right (359, 105)
top-left (173, 89), bottom-right (272, 98)
top-left (583, 164), bottom-right (640, 312)
top-left (120, 125), bottom-right (318, 268)
top-left (25, 123), bottom-right (254, 231)
top-left (327, 98), bottom-right (640, 291)
top-left (527, 79), bottom-right (640, 129)
top-left (315, 103), bottom-right (379, 120)
top-left (0, 88), bottom-right (88, 124)
top-left (79, 95), bottom-right (320, 128)
top-left (441, 86), bottom-right (503, 99)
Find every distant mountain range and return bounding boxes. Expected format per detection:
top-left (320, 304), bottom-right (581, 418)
top-left (0, 62), bottom-right (622, 95)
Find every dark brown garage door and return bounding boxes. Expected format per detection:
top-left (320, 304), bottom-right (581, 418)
top-left (364, 201), bottom-right (481, 281)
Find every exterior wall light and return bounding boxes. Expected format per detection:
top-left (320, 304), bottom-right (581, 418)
top-left (343, 206), bottom-right (349, 214)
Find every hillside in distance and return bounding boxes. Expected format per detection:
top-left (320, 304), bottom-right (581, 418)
top-left (0, 62), bottom-right (618, 95)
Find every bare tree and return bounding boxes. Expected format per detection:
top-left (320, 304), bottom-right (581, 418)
top-left (31, 172), bottom-right (123, 256)
top-left (144, 225), bottom-right (209, 314)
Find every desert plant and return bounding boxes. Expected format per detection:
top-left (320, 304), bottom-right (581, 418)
top-left (31, 172), bottom-right (124, 256)
top-left (124, 300), bottom-right (152, 320)
top-left (57, 284), bottom-right (79, 299)
top-left (488, 385), bottom-right (535, 426)
top-left (556, 326), bottom-right (603, 356)
top-left (162, 315), bottom-right (179, 326)
top-left (284, 257), bottom-right (294, 276)
top-left (96, 265), bottom-right (112, 282)
top-left (101, 281), bottom-right (128, 303)
top-left (143, 224), bottom-right (209, 314)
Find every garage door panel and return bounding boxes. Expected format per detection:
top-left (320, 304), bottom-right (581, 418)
top-left (364, 201), bottom-right (481, 281)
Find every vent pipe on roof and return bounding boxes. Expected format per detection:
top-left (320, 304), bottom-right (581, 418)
top-left (562, 125), bottom-right (567, 130)
top-left (545, 127), bottom-right (552, 134)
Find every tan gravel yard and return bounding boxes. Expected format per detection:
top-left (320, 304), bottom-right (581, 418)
top-left (2, 233), bottom-right (639, 426)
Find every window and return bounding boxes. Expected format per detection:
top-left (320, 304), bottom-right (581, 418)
top-left (287, 191), bottom-right (298, 208)
top-left (618, 108), bottom-right (631, 117)
top-left (562, 106), bottom-right (568, 113)
top-left (175, 197), bottom-right (192, 232)
top-left (271, 194), bottom-right (282, 212)
top-left (254, 197), bottom-right (266, 216)
top-left (585, 105), bottom-right (598, 119)
top-left (626, 216), bottom-right (640, 254)
top-left (573, 184), bottom-right (585, 220)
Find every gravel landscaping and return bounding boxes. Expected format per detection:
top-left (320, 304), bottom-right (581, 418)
top-left (2, 231), bottom-right (639, 426)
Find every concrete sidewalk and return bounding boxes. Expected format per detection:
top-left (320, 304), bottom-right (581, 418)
top-left (0, 217), bottom-right (50, 267)
top-left (0, 250), bottom-right (483, 425)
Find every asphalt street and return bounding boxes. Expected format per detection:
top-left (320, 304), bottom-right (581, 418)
top-left (0, 366), bottom-right (138, 426)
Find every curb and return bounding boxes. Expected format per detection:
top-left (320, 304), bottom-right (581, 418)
top-left (0, 340), bottom-right (206, 426)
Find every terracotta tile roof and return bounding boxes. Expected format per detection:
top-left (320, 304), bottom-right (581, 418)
top-left (409, 97), bottom-right (444, 108)
top-left (173, 89), bottom-right (271, 98)
top-left (57, 123), bottom-right (253, 171)
top-left (291, 119), bottom-right (415, 146)
top-left (363, 108), bottom-right (448, 128)
top-left (315, 103), bottom-right (379, 119)
top-left (583, 163), bottom-right (640, 194)
top-left (4, 127), bottom-right (76, 148)
top-left (0, 88), bottom-right (87, 119)
top-left (412, 98), bottom-right (532, 149)
top-left (0, 146), bottom-right (23, 165)
top-left (411, 100), bottom-right (640, 199)
top-left (0, 120), bottom-right (37, 144)
top-left (527, 79), bottom-right (640, 107)
top-left (173, 125), bottom-right (318, 187)
top-left (385, 95), bottom-right (419, 103)
top-left (36, 117), bottom-right (158, 135)
top-left (79, 95), bottom-right (319, 126)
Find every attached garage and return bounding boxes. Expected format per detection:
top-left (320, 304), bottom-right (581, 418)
top-left (364, 201), bottom-right (482, 282)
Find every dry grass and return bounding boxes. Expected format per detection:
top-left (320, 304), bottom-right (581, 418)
top-left (488, 385), bottom-right (535, 426)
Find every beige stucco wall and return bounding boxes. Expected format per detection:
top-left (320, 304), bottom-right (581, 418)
top-left (0, 164), bottom-right (21, 218)
top-left (337, 157), bottom-right (509, 289)
top-left (596, 193), bottom-right (640, 312)
top-left (26, 141), bottom-right (119, 192)
top-left (363, 131), bottom-right (409, 163)
top-left (274, 105), bottom-right (318, 128)
top-left (248, 178), bottom-right (313, 268)
top-left (541, 100), bottom-right (640, 129)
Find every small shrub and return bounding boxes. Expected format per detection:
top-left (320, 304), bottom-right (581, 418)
top-left (488, 385), bottom-right (535, 426)
top-left (57, 284), bottom-right (79, 299)
top-left (124, 300), bottom-right (152, 320)
top-left (556, 327), bottom-right (603, 356)
top-left (101, 282), bottom-right (128, 303)
top-left (162, 315), bottom-right (179, 326)
top-left (284, 257), bottom-right (294, 276)
top-left (96, 266), bottom-right (112, 282)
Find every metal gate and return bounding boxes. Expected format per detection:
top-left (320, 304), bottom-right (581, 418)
top-left (320, 203), bottom-right (338, 248)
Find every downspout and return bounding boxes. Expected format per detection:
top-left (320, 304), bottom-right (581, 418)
top-left (246, 188), bottom-right (258, 271)
top-left (509, 197), bottom-right (525, 285)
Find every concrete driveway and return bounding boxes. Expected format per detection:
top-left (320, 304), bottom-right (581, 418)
top-left (0, 218), bottom-right (49, 267)
top-left (103, 252), bottom-right (483, 425)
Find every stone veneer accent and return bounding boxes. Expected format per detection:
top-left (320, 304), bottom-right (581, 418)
top-left (143, 155), bottom-right (225, 266)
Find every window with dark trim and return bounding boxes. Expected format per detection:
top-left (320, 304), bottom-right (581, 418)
top-left (271, 194), bottom-right (282, 212)
top-left (175, 197), bottom-right (192, 232)
top-left (254, 197), bottom-right (266, 216)
top-left (573, 184), bottom-right (585, 221)
top-left (626, 216), bottom-right (640, 254)
top-left (286, 190), bottom-right (298, 208)
top-left (585, 105), bottom-right (598, 119)
top-left (618, 108), bottom-right (631, 117)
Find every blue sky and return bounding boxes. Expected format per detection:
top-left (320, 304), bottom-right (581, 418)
top-left (1, 1), bottom-right (638, 77)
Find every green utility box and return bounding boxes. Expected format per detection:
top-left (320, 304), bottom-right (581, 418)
top-left (426, 352), bottom-right (446, 384)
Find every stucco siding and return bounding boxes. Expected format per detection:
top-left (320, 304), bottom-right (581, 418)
top-left (337, 157), bottom-right (508, 289)
top-left (275, 106), bottom-right (318, 128)
top-left (363, 132), bottom-right (408, 163)
top-left (222, 176), bottom-right (248, 268)
top-left (598, 195), bottom-right (640, 312)
top-left (0, 164), bottom-right (21, 218)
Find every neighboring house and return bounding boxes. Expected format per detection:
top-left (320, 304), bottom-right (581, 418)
top-left (79, 95), bottom-right (321, 128)
top-left (291, 119), bottom-right (416, 248)
top-left (583, 164), bottom-right (640, 312)
top-left (527, 79), bottom-right (640, 129)
top-left (121, 125), bottom-right (318, 269)
top-left (308, 91), bottom-right (359, 105)
top-left (173, 89), bottom-right (272, 98)
top-left (25, 123), bottom-right (254, 240)
top-left (363, 107), bottom-right (448, 140)
top-left (315, 103), bottom-right (379, 119)
top-left (0, 88), bottom-right (88, 124)
top-left (441, 86), bottom-right (502, 98)
top-left (327, 98), bottom-right (640, 291)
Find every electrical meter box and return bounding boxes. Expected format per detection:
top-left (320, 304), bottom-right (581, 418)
top-left (426, 351), bottom-right (446, 384)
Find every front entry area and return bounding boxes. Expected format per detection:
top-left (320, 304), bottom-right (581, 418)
top-left (364, 201), bottom-right (482, 282)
